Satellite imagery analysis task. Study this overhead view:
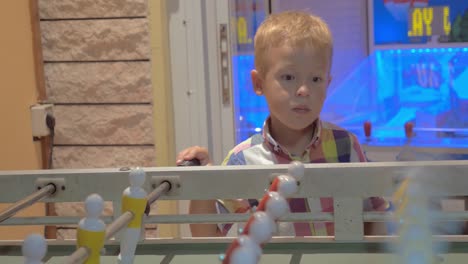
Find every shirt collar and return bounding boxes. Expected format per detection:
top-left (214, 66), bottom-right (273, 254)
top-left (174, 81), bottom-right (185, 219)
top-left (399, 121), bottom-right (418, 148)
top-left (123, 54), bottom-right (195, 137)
top-left (262, 116), bottom-right (322, 155)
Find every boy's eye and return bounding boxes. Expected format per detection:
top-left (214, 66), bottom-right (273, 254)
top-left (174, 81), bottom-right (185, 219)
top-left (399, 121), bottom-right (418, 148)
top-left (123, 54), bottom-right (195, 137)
top-left (312, 77), bottom-right (322, 82)
top-left (281, 74), bottom-right (295, 81)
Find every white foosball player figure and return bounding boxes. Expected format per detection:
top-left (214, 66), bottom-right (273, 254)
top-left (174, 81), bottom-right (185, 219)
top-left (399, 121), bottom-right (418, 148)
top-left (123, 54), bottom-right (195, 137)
top-left (77, 193), bottom-right (106, 264)
top-left (118, 167), bottom-right (148, 264)
top-left (22, 233), bottom-right (47, 264)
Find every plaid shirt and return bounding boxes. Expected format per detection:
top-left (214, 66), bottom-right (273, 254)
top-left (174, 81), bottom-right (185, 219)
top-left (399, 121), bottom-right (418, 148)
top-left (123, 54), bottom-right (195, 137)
top-left (217, 117), bottom-right (388, 236)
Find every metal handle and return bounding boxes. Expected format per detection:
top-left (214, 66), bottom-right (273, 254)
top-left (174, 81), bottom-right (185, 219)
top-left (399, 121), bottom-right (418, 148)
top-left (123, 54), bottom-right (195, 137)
top-left (177, 158), bottom-right (201, 167)
top-left (0, 184), bottom-right (55, 223)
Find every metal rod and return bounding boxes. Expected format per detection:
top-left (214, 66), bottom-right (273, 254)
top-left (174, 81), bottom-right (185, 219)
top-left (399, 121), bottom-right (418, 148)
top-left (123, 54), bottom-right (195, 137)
top-left (147, 211), bottom-right (468, 223)
top-left (147, 181), bottom-right (171, 205)
top-left (6, 211), bottom-right (468, 226)
top-left (64, 247), bottom-right (89, 264)
top-left (1, 216), bottom-right (112, 225)
top-left (2, 235), bottom-right (468, 247)
top-left (0, 184), bottom-right (55, 223)
top-left (105, 211), bottom-right (134, 240)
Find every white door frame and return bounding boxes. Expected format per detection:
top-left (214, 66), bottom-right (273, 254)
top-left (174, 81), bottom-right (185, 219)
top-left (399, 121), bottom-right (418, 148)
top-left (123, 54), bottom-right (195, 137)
top-left (167, 0), bottom-right (235, 237)
top-left (167, 0), bottom-right (235, 166)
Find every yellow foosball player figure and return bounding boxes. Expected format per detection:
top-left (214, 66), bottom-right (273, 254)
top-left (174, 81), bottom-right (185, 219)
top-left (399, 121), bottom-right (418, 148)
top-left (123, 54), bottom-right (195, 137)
top-left (77, 194), bottom-right (106, 264)
top-left (118, 168), bottom-right (148, 264)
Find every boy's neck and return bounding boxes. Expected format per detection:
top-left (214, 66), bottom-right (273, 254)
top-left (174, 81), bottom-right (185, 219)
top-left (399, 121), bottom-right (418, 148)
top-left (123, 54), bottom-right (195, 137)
top-left (269, 119), bottom-right (316, 156)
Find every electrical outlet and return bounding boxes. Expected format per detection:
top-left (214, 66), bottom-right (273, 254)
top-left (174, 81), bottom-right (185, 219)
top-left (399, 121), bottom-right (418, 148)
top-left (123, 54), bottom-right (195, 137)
top-left (30, 104), bottom-right (54, 137)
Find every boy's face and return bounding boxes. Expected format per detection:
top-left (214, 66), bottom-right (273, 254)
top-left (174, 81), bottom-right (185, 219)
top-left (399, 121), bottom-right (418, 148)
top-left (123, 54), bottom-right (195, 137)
top-left (251, 44), bottom-right (331, 132)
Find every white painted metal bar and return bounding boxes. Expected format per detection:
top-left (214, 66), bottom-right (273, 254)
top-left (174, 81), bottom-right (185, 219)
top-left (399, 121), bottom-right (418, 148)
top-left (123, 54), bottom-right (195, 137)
top-left (0, 183), bottom-right (55, 223)
top-left (334, 198), bottom-right (364, 240)
top-left (0, 161), bottom-right (467, 203)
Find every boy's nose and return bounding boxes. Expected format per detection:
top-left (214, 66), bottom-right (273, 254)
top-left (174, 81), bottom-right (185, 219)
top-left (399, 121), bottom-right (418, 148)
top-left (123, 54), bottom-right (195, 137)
top-left (296, 85), bottom-right (310, 97)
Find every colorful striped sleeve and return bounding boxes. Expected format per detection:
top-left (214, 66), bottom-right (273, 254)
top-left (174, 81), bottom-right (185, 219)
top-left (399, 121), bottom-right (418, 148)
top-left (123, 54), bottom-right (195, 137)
top-left (349, 133), bottom-right (367, 162)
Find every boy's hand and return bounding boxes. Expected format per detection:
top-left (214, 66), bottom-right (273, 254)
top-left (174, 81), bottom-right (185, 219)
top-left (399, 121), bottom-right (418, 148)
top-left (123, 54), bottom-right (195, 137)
top-left (176, 146), bottom-right (212, 166)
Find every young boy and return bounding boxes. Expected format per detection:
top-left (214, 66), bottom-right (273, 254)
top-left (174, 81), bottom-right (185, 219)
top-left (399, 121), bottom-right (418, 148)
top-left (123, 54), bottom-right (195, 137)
top-left (177, 11), bottom-right (390, 237)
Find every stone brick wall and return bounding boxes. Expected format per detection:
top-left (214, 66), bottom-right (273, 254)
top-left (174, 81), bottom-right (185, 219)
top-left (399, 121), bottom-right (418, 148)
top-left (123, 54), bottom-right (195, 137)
top-left (38, 0), bottom-right (157, 238)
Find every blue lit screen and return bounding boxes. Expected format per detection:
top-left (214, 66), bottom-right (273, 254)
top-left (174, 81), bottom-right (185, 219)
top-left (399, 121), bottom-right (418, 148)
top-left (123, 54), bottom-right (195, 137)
top-left (373, 0), bottom-right (468, 45)
top-left (234, 49), bottom-right (468, 148)
top-left (232, 55), bottom-right (269, 142)
top-left (321, 48), bottom-right (468, 148)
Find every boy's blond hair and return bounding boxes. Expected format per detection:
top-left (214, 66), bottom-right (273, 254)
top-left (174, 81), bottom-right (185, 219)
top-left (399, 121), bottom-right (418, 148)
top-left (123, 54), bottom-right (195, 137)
top-left (254, 11), bottom-right (333, 76)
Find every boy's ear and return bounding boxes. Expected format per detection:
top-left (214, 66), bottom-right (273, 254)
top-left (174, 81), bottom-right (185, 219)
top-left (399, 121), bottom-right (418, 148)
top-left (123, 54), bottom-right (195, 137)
top-left (251, 70), bottom-right (263, 95)
top-left (327, 74), bottom-right (332, 86)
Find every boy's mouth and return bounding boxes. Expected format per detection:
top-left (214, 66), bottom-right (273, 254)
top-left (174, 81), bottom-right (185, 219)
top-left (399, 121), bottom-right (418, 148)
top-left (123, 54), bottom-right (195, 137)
top-left (292, 106), bottom-right (311, 113)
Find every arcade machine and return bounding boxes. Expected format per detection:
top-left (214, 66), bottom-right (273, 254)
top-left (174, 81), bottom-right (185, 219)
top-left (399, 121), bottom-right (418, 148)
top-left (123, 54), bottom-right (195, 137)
top-left (231, 0), bottom-right (468, 161)
top-left (325, 0), bottom-right (468, 161)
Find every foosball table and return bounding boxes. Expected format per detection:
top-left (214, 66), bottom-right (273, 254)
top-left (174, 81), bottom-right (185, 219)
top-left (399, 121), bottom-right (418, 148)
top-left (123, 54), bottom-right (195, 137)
top-left (1, 160), bottom-right (468, 263)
